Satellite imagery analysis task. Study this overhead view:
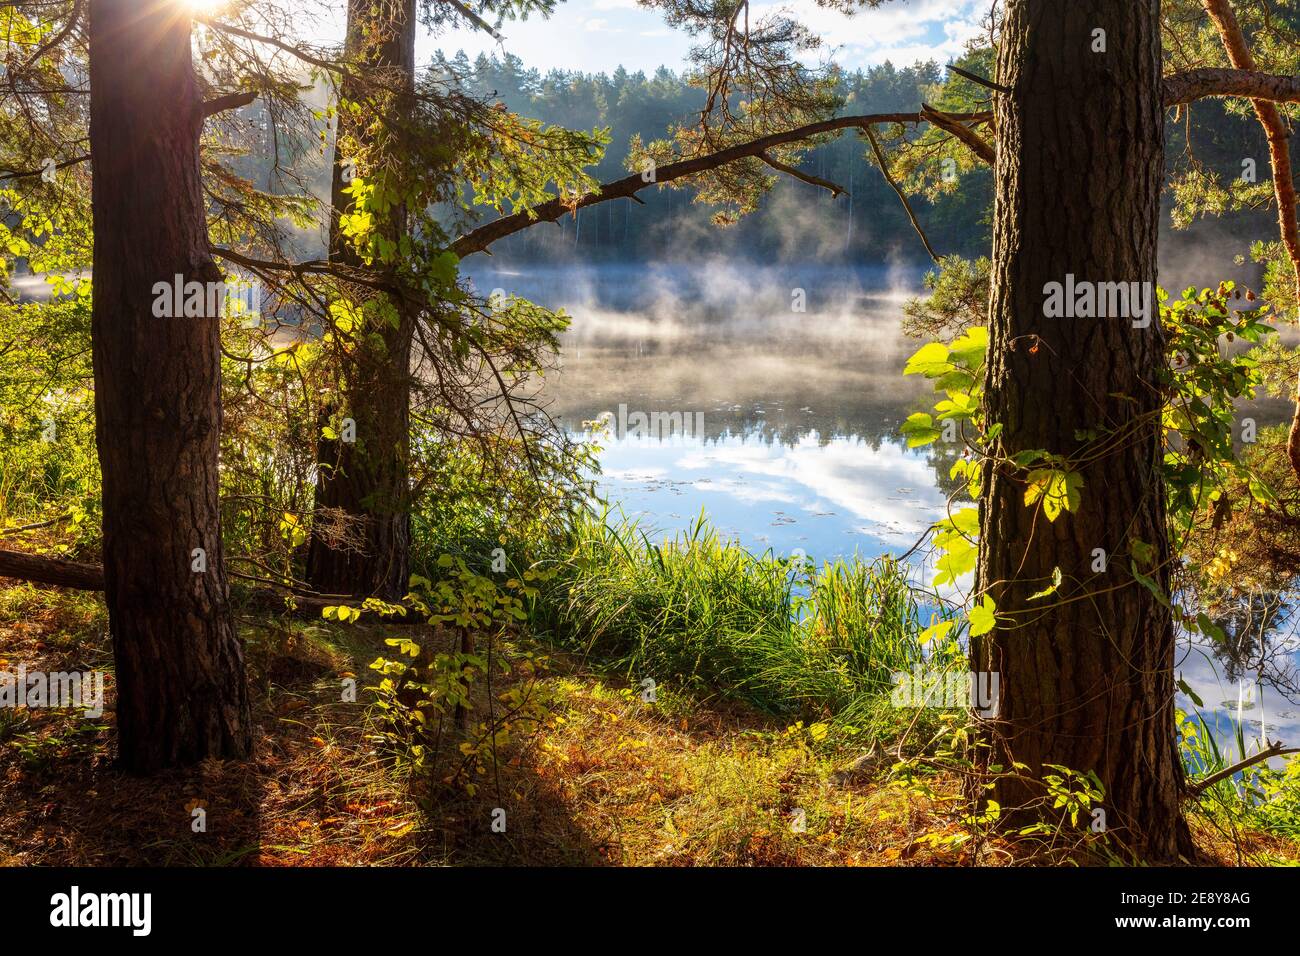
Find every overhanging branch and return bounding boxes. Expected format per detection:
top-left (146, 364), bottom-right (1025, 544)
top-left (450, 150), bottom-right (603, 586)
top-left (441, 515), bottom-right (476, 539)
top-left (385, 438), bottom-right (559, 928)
top-left (202, 90), bottom-right (258, 118)
top-left (759, 151), bottom-right (847, 197)
top-left (0, 154), bottom-right (90, 182)
top-left (215, 66), bottom-right (1300, 266)
top-left (921, 103), bottom-right (995, 164)
top-left (451, 110), bottom-right (990, 257)
top-left (1163, 67), bottom-right (1300, 108)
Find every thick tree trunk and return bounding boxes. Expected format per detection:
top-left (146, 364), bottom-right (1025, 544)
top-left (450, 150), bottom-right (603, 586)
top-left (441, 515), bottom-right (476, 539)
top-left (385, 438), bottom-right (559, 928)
top-left (88, 0), bottom-right (252, 772)
top-left (974, 0), bottom-right (1193, 861)
top-left (306, 0), bottom-right (416, 600)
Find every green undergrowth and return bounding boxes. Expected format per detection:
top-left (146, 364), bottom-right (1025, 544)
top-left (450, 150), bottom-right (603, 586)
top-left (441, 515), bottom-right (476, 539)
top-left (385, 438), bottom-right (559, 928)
top-left (527, 511), bottom-right (966, 744)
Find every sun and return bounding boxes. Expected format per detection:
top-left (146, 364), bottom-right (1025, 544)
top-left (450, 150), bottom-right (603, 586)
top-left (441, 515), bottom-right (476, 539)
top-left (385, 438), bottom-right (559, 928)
top-left (186, 0), bottom-right (226, 13)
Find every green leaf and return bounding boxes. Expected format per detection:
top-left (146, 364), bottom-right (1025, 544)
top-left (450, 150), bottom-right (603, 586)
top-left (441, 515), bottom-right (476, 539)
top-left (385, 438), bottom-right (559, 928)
top-left (968, 595), bottom-right (997, 637)
top-left (1196, 612), bottom-right (1227, 646)
top-left (904, 342), bottom-right (951, 377)
top-left (1027, 567), bottom-right (1063, 602)
top-left (935, 391), bottom-right (979, 420)
top-left (934, 369), bottom-right (976, 392)
top-left (1177, 677), bottom-right (1204, 708)
top-left (934, 540), bottom-right (976, 586)
top-left (1024, 469), bottom-right (1083, 521)
top-left (1130, 561), bottom-right (1170, 608)
top-left (901, 412), bottom-right (941, 447)
top-left (948, 326), bottom-right (988, 368)
top-left (944, 507), bottom-right (980, 537)
top-left (1248, 475), bottom-right (1278, 506)
top-left (919, 619), bottom-right (956, 646)
top-left (1011, 448), bottom-right (1049, 467)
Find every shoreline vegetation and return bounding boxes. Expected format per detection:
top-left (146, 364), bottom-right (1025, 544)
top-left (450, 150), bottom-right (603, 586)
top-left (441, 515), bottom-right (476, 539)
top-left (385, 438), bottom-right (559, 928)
top-left (2, 502), bottom-right (1298, 865)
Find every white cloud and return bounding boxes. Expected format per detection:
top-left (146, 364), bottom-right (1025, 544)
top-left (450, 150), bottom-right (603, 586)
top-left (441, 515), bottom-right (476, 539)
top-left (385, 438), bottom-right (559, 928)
top-left (425, 0), bottom-right (991, 76)
top-left (675, 432), bottom-right (946, 536)
top-left (749, 0), bottom-right (987, 69)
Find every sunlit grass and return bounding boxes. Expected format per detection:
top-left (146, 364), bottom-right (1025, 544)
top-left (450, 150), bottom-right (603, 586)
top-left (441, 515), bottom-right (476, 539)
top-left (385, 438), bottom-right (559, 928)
top-left (534, 509), bottom-right (963, 735)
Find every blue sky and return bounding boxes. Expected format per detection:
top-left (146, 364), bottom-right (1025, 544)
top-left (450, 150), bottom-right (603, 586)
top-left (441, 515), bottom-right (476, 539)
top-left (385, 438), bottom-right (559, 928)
top-left (419, 0), bottom-right (989, 76)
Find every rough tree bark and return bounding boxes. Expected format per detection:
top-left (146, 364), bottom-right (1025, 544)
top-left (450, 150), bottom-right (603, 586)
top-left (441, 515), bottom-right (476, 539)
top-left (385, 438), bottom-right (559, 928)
top-left (974, 0), bottom-right (1195, 861)
top-left (88, 0), bottom-right (252, 771)
top-left (305, 0), bottom-right (417, 601)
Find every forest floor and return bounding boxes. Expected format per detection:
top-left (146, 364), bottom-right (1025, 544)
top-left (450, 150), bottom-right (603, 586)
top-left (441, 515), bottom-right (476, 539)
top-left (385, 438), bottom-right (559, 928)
top-left (0, 580), bottom-right (1297, 867)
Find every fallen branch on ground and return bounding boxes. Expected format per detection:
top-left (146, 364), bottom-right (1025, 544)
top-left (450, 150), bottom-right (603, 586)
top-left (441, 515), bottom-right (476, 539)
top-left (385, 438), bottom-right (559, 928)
top-left (0, 513), bottom-right (74, 539)
top-left (0, 548), bottom-right (420, 623)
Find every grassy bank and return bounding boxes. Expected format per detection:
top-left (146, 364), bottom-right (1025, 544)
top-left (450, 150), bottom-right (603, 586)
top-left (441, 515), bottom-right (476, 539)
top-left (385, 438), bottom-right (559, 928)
top-left (3, 469), bottom-right (1300, 863)
top-left (533, 513), bottom-right (963, 741)
top-left (0, 580), bottom-right (1297, 866)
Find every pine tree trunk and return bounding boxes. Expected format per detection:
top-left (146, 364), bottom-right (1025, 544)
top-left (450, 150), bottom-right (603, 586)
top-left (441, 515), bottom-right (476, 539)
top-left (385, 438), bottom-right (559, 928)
top-left (306, 0), bottom-right (416, 600)
top-left (974, 0), bottom-right (1194, 861)
top-left (88, 0), bottom-right (252, 772)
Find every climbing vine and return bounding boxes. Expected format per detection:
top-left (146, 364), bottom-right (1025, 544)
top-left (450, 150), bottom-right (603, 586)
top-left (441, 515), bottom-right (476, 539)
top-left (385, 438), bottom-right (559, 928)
top-left (902, 281), bottom-right (1277, 638)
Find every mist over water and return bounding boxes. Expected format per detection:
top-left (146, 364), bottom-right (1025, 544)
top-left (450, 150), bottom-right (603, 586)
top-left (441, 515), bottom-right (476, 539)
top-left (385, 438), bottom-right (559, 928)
top-left (466, 256), bottom-right (1300, 757)
top-left (469, 261), bottom-right (952, 560)
top-left (467, 256), bottom-right (1294, 556)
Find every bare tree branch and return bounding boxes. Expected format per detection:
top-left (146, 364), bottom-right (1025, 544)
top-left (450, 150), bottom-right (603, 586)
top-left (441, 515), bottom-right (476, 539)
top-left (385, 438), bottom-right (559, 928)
top-left (921, 102), bottom-right (995, 164)
top-left (947, 63), bottom-right (1010, 95)
top-left (196, 16), bottom-right (342, 73)
top-left (1186, 740), bottom-right (1300, 797)
top-left (0, 548), bottom-right (101, 590)
top-left (201, 90), bottom-right (258, 118)
top-left (441, 0), bottom-right (504, 40)
top-left (759, 150), bottom-right (846, 196)
top-left (866, 127), bottom-right (939, 263)
top-left (0, 547), bottom-right (417, 621)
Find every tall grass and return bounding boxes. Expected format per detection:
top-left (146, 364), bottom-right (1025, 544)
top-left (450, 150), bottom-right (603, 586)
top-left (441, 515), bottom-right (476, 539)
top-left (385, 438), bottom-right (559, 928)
top-left (1178, 704), bottom-right (1300, 839)
top-left (534, 510), bottom-right (961, 728)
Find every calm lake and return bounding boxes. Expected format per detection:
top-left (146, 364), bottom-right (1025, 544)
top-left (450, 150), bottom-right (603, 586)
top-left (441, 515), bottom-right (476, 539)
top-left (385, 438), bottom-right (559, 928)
top-left (468, 260), bottom-right (1300, 761)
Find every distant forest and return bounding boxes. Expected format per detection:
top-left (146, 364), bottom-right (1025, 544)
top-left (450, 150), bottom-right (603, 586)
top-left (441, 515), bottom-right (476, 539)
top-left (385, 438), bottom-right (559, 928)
top-left (229, 50), bottom-right (1281, 267)
top-left (435, 52), bottom-right (990, 263)
top-left (417, 51), bottom-right (1277, 265)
